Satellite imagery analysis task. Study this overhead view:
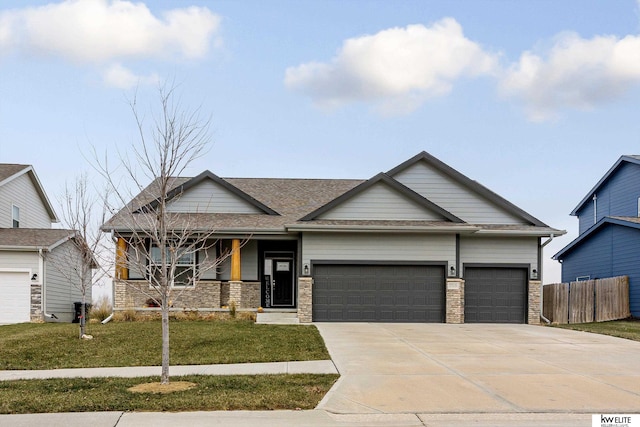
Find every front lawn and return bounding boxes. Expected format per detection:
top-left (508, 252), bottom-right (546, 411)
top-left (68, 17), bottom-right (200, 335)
top-left (555, 318), bottom-right (640, 342)
top-left (0, 319), bottom-right (330, 370)
top-left (0, 374), bottom-right (338, 414)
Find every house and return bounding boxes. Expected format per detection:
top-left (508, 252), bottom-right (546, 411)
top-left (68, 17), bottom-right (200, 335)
top-left (553, 155), bottom-right (640, 317)
top-left (0, 164), bottom-right (91, 323)
top-left (104, 151), bottom-right (564, 324)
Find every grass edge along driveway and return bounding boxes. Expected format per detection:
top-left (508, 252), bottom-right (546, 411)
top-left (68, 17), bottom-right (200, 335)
top-left (0, 319), bottom-right (330, 370)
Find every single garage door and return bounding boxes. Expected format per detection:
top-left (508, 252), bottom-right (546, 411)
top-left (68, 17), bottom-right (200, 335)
top-left (464, 267), bottom-right (527, 323)
top-left (313, 264), bottom-right (445, 322)
top-left (0, 271), bottom-right (31, 324)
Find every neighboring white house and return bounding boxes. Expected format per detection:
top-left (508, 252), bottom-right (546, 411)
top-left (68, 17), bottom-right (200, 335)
top-left (0, 164), bottom-right (91, 323)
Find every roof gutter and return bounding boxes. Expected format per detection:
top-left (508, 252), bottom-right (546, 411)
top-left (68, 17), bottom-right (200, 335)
top-left (285, 224), bottom-right (481, 233)
top-left (473, 229), bottom-right (566, 237)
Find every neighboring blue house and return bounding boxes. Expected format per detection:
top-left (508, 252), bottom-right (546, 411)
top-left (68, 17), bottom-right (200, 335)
top-left (553, 155), bottom-right (640, 317)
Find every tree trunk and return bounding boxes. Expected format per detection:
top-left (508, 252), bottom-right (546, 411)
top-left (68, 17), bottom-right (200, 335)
top-left (80, 292), bottom-right (86, 339)
top-left (161, 296), bottom-right (170, 384)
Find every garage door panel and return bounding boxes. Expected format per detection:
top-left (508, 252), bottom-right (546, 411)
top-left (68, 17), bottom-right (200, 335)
top-left (0, 272), bottom-right (31, 324)
top-left (465, 267), bottom-right (526, 324)
top-left (313, 264), bottom-right (445, 323)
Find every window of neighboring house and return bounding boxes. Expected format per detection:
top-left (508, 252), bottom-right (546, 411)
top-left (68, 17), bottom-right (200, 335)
top-left (149, 244), bottom-right (197, 287)
top-left (12, 205), bottom-right (20, 228)
top-left (637, 197), bottom-right (640, 217)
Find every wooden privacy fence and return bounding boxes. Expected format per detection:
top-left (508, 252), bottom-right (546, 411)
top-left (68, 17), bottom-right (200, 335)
top-left (543, 276), bottom-right (630, 324)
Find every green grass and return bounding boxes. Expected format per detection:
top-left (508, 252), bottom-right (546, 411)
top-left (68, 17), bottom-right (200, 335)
top-left (555, 318), bottom-right (640, 342)
top-left (0, 374), bottom-right (339, 414)
top-left (0, 320), bottom-right (330, 370)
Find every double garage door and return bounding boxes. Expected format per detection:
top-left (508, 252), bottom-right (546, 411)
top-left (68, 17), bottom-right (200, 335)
top-left (312, 264), bottom-right (527, 323)
top-left (313, 264), bottom-right (445, 322)
top-left (0, 272), bottom-right (31, 324)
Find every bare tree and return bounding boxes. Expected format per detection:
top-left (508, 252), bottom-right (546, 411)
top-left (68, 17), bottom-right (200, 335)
top-left (50, 173), bottom-right (110, 338)
top-left (98, 84), bottom-right (224, 384)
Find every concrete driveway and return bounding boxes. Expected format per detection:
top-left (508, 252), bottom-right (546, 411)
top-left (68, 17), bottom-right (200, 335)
top-left (315, 323), bottom-right (640, 415)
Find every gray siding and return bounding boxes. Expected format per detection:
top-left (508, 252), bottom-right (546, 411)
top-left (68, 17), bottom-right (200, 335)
top-left (45, 240), bottom-right (91, 321)
top-left (319, 182), bottom-right (445, 221)
top-left (0, 250), bottom-right (40, 273)
top-left (0, 173), bottom-right (51, 228)
top-left (460, 236), bottom-right (538, 270)
top-left (166, 180), bottom-right (262, 214)
top-left (392, 161), bottom-right (526, 224)
top-left (303, 232), bottom-right (455, 268)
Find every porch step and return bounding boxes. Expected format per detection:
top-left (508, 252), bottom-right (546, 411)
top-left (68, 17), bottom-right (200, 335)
top-left (256, 312), bottom-right (300, 325)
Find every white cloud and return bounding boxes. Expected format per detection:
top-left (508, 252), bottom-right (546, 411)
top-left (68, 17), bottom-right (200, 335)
top-left (0, 0), bottom-right (221, 63)
top-left (285, 19), bottom-right (498, 115)
top-left (102, 63), bottom-right (159, 89)
top-left (500, 32), bottom-right (640, 121)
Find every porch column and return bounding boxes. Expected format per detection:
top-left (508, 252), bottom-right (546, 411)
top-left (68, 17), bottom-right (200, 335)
top-left (446, 278), bottom-right (465, 324)
top-left (298, 277), bottom-right (313, 323)
top-left (231, 239), bottom-right (241, 281)
top-left (528, 280), bottom-right (542, 325)
top-left (115, 237), bottom-right (129, 280)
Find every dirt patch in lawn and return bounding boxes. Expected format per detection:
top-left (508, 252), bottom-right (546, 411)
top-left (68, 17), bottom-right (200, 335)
top-left (128, 381), bottom-right (196, 394)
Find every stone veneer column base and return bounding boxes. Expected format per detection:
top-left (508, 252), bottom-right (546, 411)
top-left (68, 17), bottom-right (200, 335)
top-left (528, 280), bottom-right (542, 325)
top-left (30, 283), bottom-right (43, 322)
top-left (298, 277), bottom-right (313, 323)
top-left (228, 281), bottom-right (243, 308)
top-left (446, 278), bottom-right (465, 324)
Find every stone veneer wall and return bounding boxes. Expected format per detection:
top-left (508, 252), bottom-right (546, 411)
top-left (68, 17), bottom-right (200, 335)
top-left (228, 281), bottom-right (260, 308)
top-left (528, 280), bottom-right (541, 325)
top-left (30, 283), bottom-right (42, 322)
top-left (298, 277), bottom-right (313, 323)
top-left (446, 278), bottom-right (464, 324)
top-left (114, 280), bottom-right (222, 309)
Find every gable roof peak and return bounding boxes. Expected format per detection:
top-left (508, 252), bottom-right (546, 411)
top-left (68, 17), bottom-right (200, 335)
top-left (388, 151), bottom-right (547, 227)
top-left (570, 155), bottom-right (640, 216)
top-left (138, 169), bottom-right (280, 215)
top-left (300, 171), bottom-right (463, 223)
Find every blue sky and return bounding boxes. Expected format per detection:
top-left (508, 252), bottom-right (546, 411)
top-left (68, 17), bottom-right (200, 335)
top-left (1, 0), bottom-right (640, 285)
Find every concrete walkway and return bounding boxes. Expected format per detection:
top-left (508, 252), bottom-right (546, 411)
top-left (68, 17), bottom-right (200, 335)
top-left (0, 360), bottom-right (337, 381)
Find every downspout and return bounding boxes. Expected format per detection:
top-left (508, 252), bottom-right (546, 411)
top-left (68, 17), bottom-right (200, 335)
top-left (539, 234), bottom-right (555, 324)
top-left (38, 248), bottom-right (58, 321)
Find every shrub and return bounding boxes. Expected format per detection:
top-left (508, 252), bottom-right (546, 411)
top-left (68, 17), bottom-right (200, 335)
top-left (91, 295), bottom-right (112, 322)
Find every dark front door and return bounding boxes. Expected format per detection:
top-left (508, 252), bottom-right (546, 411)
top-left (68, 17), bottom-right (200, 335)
top-left (267, 258), bottom-right (295, 307)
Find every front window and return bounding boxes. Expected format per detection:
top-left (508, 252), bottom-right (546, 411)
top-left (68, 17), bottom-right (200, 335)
top-left (149, 244), bottom-right (196, 287)
top-left (12, 205), bottom-right (19, 228)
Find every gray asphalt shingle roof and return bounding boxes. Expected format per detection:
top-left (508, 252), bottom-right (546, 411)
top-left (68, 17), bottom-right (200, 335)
top-left (0, 228), bottom-right (75, 249)
top-left (0, 164), bottom-right (29, 183)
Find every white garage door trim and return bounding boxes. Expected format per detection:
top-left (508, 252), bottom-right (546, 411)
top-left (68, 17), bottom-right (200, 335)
top-left (0, 270), bottom-right (31, 324)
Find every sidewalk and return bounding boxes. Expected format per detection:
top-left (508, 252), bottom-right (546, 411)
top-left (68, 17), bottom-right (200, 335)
top-left (0, 359), bottom-right (338, 381)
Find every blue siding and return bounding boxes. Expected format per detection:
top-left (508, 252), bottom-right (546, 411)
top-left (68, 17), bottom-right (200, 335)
top-left (561, 223), bottom-right (640, 317)
top-left (577, 162), bottom-right (640, 233)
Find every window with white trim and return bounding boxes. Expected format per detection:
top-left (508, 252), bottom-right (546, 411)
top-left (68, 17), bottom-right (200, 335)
top-left (149, 244), bottom-right (197, 287)
top-left (12, 205), bottom-right (20, 228)
top-left (637, 197), bottom-right (640, 217)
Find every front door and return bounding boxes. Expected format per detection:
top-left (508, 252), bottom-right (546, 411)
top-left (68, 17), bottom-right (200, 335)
top-left (264, 257), bottom-right (295, 307)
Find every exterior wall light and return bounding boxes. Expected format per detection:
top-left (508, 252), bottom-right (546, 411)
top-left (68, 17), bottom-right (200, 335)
top-left (303, 264), bottom-right (310, 276)
top-left (449, 266), bottom-right (456, 277)
top-left (531, 268), bottom-right (538, 280)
